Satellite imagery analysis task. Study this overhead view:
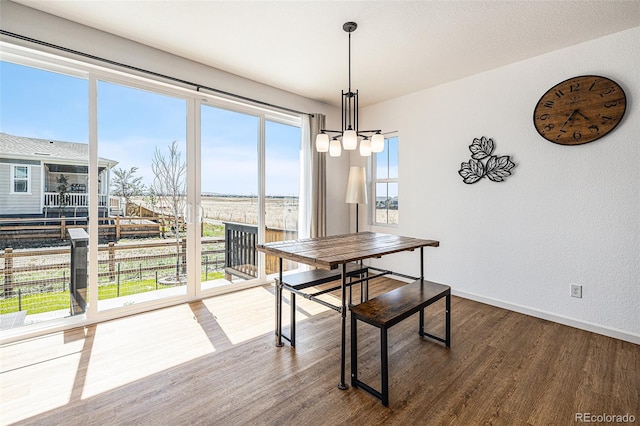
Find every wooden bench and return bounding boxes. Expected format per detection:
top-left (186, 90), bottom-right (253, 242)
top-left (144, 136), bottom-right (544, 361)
top-left (275, 262), bottom-right (368, 347)
top-left (350, 279), bottom-right (451, 406)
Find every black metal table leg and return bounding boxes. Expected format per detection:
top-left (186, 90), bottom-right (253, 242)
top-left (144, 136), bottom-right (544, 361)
top-left (338, 262), bottom-right (348, 390)
top-left (276, 257), bottom-right (284, 347)
top-left (290, 292), bottom-right (296, 347)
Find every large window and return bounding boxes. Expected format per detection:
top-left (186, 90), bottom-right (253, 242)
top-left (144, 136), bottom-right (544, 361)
top-left (373, 135), bottom-right (399, 225)
top-left (97, 80), bottom-right (188, 310)
top-left (1, 58), bottom-right (89, 326)
top-left (1, 44), bottom-right (304, 333)
top-left (11, 165), bottom-right (30, 193)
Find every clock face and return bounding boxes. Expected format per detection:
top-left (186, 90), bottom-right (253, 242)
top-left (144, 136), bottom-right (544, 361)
top-left (533, 75), bottom-right (626, 145)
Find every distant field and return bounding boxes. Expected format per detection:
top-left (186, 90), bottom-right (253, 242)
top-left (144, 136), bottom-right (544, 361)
top-left (133, 195), bottom-right (397, 229)
top-left (133, 195), bottom-right (299, 231)
top-left (200, 196), bottom-right (299, 230)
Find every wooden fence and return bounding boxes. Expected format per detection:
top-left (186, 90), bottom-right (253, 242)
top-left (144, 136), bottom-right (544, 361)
top-left (0, 216), bottom-right (165, 246)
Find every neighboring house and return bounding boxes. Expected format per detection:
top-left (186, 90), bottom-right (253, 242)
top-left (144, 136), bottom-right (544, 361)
top-left (0, 132), bottom-right (119, 217)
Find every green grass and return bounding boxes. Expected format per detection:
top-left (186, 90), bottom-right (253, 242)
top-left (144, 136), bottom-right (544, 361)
top-left (202, 222), bottom-right (224, 237)
top-left (0, 271), bottom-right (225, 315)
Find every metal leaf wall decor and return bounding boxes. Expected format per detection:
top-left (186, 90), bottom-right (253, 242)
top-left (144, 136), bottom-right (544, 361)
top-left (458, 136), bottom-right (516, 184)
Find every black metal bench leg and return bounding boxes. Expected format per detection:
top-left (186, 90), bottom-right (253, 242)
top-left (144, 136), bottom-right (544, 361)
top-left (290, 292), bottom-right (296, 347)
top-left (381, 326), bottom-right (389, 407)
top-left (351, 313), bottom-right (358, 387)
top-left (365, 270), bottom-right (369, 301)
top-left (419, 308), bottom-right (424, 336)
top-left (445, 293), bottom-right (451, 348)
top-left (349, 276), bottom-right (353, 306)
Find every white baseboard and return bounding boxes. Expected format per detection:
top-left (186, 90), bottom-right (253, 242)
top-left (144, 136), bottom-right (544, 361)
top-left (452, 288), bottom-right (640, 345)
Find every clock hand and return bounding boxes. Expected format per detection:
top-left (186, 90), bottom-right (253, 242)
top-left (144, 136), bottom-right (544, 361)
top-left (575, 110), bottom-right (593, 122)
top-left (560, 109), bottom-right (578, 129)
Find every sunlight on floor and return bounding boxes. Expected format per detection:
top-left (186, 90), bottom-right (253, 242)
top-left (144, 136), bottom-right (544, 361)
top-left (201, 286), bottom-right (334, 345)
top-left (0, 284), bottom-right (339, 424)
top-left (81, 304), bottom-right (215, 399)
top-left (0, 330), bottom-right (85, 424)
top-left (0, 304), bottom-right (216, 423)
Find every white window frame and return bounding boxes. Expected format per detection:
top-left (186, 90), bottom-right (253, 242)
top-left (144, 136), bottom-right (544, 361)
top-left (372, 134), bottom-right (399, 227)
top-left (11, 164), bottom-right (31, 194)
top-left (1, 41), bottom-right (306, 339)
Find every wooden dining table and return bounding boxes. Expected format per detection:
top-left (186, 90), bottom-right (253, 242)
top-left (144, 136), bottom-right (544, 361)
top-left (256, 231), bottom-right (439, 389)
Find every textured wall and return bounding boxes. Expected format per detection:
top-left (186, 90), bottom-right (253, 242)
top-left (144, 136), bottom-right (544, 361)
top-left (362, 26), bottom-right (640, 342)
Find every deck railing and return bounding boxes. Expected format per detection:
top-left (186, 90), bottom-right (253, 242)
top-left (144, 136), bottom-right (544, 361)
top-left (43, 192), bottom-right (121, 210)
top-left (224, 222), bottom-right (258, 280)
top-left (223, 222), bottom-right (298, 280)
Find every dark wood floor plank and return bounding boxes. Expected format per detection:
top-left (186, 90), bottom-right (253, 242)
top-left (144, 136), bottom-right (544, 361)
top-left (2, 277), bottom-right (637, 425)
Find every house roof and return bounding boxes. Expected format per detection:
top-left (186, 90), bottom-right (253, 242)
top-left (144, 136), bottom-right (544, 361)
top-left (0, 132), bottom-right (118, 167)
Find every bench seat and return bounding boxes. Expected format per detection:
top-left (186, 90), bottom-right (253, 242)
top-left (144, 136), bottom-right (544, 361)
top-left (350, 279), bottom-right (451, 406)
top-left (275, 262), bottom-right (368, 347)
top-left (277, 262), bottom-right (367, 289)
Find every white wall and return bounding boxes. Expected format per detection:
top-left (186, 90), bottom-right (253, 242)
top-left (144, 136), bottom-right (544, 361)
top-left (0, 0), bottom-right (351, 235)
top-left (361, 26), bottom-right (640, 343)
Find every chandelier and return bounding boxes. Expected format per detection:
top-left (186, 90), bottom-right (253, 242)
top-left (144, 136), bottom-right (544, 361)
top-left (316, 22), bottom-right (384, 157)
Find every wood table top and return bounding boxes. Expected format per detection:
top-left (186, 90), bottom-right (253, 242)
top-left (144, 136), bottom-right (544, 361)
top-left (256, 232), bottom-right (439, 270)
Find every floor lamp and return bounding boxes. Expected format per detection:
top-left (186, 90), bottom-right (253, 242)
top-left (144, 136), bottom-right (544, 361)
top-left (345, 166), bottom-right (367, 233)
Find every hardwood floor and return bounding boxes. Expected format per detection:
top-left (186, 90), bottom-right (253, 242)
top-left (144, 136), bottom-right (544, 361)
top-left (1, 278), bottom-right (638, 425)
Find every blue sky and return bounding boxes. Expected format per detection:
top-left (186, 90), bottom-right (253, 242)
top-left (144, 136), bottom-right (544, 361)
top-left (0, 61), bottom-right (301, 196)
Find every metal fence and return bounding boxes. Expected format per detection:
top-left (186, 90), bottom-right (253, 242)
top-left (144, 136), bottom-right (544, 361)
top-left (0, 238), bottom-right (225, 319)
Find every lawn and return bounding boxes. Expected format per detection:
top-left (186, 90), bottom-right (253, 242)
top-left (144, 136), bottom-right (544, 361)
top-left (0, 271), bottom-right (224, 315)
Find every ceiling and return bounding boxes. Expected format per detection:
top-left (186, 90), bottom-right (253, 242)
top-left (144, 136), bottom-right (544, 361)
top-left (10, 1), bottom-right (640, 107)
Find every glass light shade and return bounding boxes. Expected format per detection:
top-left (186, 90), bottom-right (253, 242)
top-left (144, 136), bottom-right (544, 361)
top-left (342, 129), bottom-right (358, 150)
top-left (329, 139), bottom-right (342, 157)
top-left (359, 138), bottom-right (372, 156)
top-left (316, 133), bottom-right (329, 152)
top-left (345, 166), bottom-right (367, 204)
top-left (371, 133), bottom-right (385, 153)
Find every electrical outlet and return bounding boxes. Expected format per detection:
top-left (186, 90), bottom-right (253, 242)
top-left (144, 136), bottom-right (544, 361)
top-left (570, 284), bottom-right (582, 298)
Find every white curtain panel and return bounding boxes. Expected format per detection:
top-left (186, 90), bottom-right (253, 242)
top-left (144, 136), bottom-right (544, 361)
top-left (299, 113), bottom-right (326, 239)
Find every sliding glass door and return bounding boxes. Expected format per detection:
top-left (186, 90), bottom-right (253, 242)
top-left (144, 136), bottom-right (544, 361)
top-left (198, 105), bottom-right (304, 291)
top-left (1, 44), bottom-right (305, 336)
top-left (199, 104), bottom-right (259, 291)
top-left (96, 80), bottom-right (188, 311)
top-left (0, 60), bottom-right (89, 329)
top-left (264, 119), bottom-right (301, 275)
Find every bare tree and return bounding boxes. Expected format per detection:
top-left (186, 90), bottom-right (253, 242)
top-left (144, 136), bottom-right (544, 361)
top-left (151, 141), bottom-right (186, 278)
top-left (111, 167), bottom-right (145, 214)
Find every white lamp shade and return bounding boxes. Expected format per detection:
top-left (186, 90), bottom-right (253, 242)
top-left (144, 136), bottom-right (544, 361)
top-left (329, 139), bottom-right (342, 157)
top-left (359, 138), bottom-right (371, 156)
top-left (316, 133), bottom-right (329, 152)
top-left (342, 129), bottom-right (358, 150)
top-left (345, 166), bottom-right (367, 204)
top-left (371, 133), bottom-right (384, 153)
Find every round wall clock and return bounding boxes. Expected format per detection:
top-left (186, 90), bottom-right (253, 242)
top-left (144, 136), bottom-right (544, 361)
top-left (533, 75), bottom-right (626, 145)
